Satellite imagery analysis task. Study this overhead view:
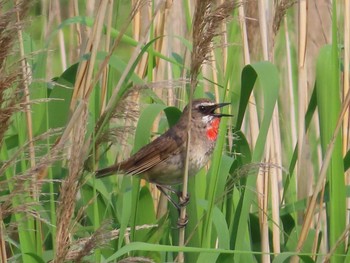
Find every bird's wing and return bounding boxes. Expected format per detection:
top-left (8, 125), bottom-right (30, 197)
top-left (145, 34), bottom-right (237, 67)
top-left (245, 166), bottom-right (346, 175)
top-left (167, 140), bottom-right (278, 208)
top-left (119, 130), bottom-right (184, 175)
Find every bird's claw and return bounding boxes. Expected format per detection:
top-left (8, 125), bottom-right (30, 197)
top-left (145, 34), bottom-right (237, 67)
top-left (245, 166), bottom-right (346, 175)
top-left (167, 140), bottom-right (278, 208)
top-left (176, 214), bottom-right (189, 228)
top-left (179, 194), bottom-right (190, 207)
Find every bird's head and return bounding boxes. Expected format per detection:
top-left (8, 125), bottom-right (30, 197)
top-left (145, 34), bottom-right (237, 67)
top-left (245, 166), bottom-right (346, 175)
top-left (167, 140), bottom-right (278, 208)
top-left (183, 98), bottom-right (231, 123)
top-left (182, 98), bottom-right (232, 141)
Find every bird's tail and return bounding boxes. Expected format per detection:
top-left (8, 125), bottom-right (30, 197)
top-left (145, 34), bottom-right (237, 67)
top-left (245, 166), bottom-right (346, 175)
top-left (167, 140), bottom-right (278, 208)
top-left (95, 165), bottom-right (120, 178)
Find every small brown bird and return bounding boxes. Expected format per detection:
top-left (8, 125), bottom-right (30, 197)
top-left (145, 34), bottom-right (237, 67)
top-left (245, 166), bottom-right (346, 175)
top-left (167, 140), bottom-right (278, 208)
top-left (96, 98), bottom-right (231, 220)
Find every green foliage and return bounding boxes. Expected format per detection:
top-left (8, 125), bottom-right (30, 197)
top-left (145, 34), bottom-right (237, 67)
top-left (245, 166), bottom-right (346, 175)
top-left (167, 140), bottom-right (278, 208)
top-left (1, 1), bottom-right (348, 262)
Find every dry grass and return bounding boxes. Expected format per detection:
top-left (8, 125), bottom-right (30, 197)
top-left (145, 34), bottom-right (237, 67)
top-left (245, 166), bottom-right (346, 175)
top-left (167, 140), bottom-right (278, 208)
top-left (0, 0), bottom-right (31, 146)
top-left (0, 0), bottom-right (348, 262)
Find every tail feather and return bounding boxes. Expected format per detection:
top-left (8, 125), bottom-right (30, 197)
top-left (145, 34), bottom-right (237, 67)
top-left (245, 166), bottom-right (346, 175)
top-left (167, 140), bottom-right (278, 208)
top-left (95, 165), bottom-right (119, 178)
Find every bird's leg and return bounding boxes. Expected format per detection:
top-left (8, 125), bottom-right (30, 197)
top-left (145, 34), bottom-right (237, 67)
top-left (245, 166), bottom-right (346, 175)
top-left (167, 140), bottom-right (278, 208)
top-left (156, 185), bottom-right (181, 212)
top-left (158, 185), bottom-right (190, 207)
top-left (156, 185), bottom-right (189, 228)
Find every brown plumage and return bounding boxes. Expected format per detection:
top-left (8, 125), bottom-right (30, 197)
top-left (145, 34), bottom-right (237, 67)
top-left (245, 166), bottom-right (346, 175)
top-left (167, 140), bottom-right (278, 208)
top-left (96, 98), bottom-right (231, 186)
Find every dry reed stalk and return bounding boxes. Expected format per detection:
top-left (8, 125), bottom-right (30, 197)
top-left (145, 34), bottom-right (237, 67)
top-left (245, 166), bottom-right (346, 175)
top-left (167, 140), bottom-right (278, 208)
top-left (307, 2), bottom-right (332, 254)
top-left (100, 0), bottom-right (113, 113)
top-left (237, 8), bottom-right (261, 257)
top-left (36, 0), bottom-right (115, 186)
top-left (246, 0), bottom-right (296, 257)
top-left (94, 1), bottom-right (164, 140)
top-left (269, 10), bottom-right (296, 253)
top-left (54, 104), bottom-right (88, 263)
top-left (295, 1), bottom-right (308, 259)
top-left (256, 1), bottom-right (271, 259)
top-left (269, 87), bottom-right (283, 256)
top-left (86, 0), bottom-right (148, 168)
top-left (238, 1), bottom-right (260, 149)
top-left (70, 0), bottom-right (109, 110)
top-left (0, 206), bottom-right (6, 262)
top-left (154, 2), bottom-right (167, 68)
top-left (152, 2), bottom-right (172, 218)
top-left (244, 0), bottom-right (260, 60)
top-left (133, 0), bottom-right (149, 78)
top-left (72, 0), bottom-right (82, 58)
top-left (88, 0), bottom-right (152, 175)
top-left (292, 61), bottom-right (350, 263)
top-left (167, 1), bottom-right (188, 105)
top-left (257, 147), bottom-right (270, 262)
top-left (292, 1), bottom-right (332, 259)
top-left (177, 1), bottom-right (239, 262)
top-left (85, 0), bottom-right (148, 100)
top-left (132, 0), bottom-right (141, 41)
top-left (257, 156), bottom-right (270, 263)
top-left (258, 0), bottom-right (269, 60)
top-left (269, 6), bottom-right (297, 254)
top-left (271, 110), bottom-right (283, 254)
top-left (53, 0), bottom-right (67, 71)
top-left (86, 0), bottom-right (96, 18)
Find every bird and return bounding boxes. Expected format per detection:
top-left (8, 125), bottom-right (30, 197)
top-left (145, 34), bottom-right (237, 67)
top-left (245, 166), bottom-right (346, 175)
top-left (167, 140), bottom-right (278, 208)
top-left (96, 98), bottom-right (231, 225)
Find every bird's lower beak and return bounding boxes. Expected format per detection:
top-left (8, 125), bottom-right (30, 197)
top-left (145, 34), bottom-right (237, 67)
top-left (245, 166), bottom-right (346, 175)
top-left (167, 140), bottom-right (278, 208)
top-left (211, 102), bottom-right (232, 117)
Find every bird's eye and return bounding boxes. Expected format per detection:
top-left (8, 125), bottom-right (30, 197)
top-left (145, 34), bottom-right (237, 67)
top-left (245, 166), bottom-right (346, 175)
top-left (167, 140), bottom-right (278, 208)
top-left (199, 105), bottom-right (206, 111)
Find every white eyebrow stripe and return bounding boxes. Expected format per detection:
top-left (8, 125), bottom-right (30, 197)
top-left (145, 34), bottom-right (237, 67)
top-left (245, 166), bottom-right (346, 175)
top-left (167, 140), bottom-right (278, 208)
top-left (197, 102), bottom-right (215, 107)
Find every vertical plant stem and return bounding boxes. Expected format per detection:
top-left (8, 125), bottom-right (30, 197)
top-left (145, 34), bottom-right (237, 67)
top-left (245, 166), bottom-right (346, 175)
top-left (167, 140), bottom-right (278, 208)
top-left (15, 0), bottom-right (36, 192)
top-left (0, 207), bottom-right (7, 263)
top-left (53, 0), bottom-right (67, 70)
top-left (291, 2), bottom-right (307, 262)
top-left (343, 0), bottom-right (350, 248)
top-left (70, 0), bottom-right (109, 110)
top-left (15, 0), bottom-right (42, 259)
top-left (72, 0), bottom-right (82, 52)
top-left (177, 125), bottom-right (191, 263)
top-left (257, 0), bottom-right (273, 260)
top-left (258, 0), bottom-right (268, 59)
top-left (100, 0), bottom-right (113, 112)
top-left (237, 5), bottom-right (260, 260)
top-left (294, 47), bottom-right (350, 263)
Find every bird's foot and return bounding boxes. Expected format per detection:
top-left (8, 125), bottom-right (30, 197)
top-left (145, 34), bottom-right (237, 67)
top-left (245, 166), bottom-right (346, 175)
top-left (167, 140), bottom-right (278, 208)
top-left (178, 193), bottom-right (190, 207)
top-left (176, 214), bottom-right (189, 228)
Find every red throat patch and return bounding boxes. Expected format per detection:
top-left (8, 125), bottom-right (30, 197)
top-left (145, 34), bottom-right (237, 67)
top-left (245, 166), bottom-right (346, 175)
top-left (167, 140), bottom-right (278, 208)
top-left (206, 118), bottom-right (221, 141)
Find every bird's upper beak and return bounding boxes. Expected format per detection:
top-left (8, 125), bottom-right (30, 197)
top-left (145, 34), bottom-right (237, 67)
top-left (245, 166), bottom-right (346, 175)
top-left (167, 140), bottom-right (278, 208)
top-left (209, 102), bottom-right (232, 117)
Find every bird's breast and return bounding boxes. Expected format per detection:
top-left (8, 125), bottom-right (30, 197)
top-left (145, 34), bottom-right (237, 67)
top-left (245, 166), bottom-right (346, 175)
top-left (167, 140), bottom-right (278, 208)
top-left (206, 118), bottom-right (221, 141)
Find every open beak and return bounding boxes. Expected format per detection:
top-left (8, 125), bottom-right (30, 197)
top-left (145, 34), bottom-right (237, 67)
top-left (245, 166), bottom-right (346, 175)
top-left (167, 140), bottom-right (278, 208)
top-left (209, 102), bottom-right (232, 117)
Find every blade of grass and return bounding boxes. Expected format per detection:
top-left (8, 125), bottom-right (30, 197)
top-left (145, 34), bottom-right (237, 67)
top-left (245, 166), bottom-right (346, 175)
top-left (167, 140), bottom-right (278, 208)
top-left (315, 41), bottom-right (345, 262)
top-left (233, 62), bottom-right (280, 262)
